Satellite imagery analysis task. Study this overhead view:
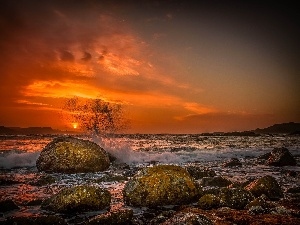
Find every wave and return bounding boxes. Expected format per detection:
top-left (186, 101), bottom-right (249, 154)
top-left (0, 151), bottom-right (40, 169)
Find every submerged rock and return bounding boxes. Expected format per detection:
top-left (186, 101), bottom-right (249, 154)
top-left (223, 158), bottom-right (242, 167)
top-left (186, 166), bottom-right (216, 179)
top-left (36, 137), bottom-right (110, 173)
top-left (258, 148), bottom-right (297, 166)
top-left (245, 175), bottom-right (283, 200)
top-left (123, 165), bottom-right (198, 207)
top-left (86, 208), bottom-right (133, 225)
top-left (218, 187), bottom-right (254, 209)
top-left (41, 185), bottom-right (111, 213)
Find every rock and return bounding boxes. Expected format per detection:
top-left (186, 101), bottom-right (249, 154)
top-left (86, 208), bottom-right (133, 225)
top-left (186, 166), bottom-right (216, 179)
top-left (248, 206), bottom-right (269, 215)
top-left (198, 194), bottom-right (220, 209)
top-left (223, 158), bottom-right (242, 167)
top-left (0, 199), bottom-right (19, 212)
top-left (36, 137), bottom-right (110, 173)
top-left (29, 174), bottom-right (56, 186)
top-left (245, 175), bottom-right (284, 200)
top-left (245, 194), bottom-right (272, 209)
top-left (259, 148), bottom-right (297, 166)
top-left (286, 186), bottom-right (300, 193)
top-left (123, 165), bottom-right (198, 207)
top-left (201, 176), bottom-right (232, 187)
top-left (161, 212), bottom-right (213, 225)
top-left (218, 187), bottom-right (254, 209)
top-left (41, 185), bottom-right (111, 213)
top-left (3, 215), bottom-right (67, 225)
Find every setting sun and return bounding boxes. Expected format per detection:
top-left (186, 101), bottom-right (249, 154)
top-left (72, 123), bottom-right (78, 129)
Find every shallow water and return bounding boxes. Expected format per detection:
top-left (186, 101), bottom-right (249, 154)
top-left (0, 134), bottom-right (300, 223)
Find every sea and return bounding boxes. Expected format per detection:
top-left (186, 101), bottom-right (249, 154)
top-left (0, 134), bottom-right (300, 224)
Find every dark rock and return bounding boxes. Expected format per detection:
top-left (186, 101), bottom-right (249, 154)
top-left (0, 200), bottom-right (19, 212)
top-left (198, 194), bottom-right (220, 209)
top-left (248, 206), bottom-right (269, 215)
top-left (161, 212), bottom-right (213, 225)
top-left (36, 137), bottom-right (110, 173)
top-left (41, 185), bottom-right (111, 213)
top-left (245, 175), bottom-right (283, 200)
top-left (223, 158), bottom-right (242, 167)
top-left (123, 165), bottom-right (198, 207)
top-left (218, 187), bottom-right (254, 209)
top-left (286, 186), bottom-right (300, 193)
top-left (258, 148), bottom-right (297, 166)
top-left (29, 174), bottom-right (56, 186)
top-left (186, 166), bottom-right (216, 179)
top-left (201, 176), bottom-right (232, 187)
top-left (86, 208), bottom-right (133, 225)
top-left (3, 215), bottom-right (67, 225)
top-left (0, 177), bottom-right (20, 186)
top-left (245, 194), bottom-right (272, 209)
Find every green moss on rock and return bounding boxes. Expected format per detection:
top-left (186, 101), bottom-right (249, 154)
top-left (41, 185), bottom-right (111, 213)
top-left (123, 165), bottom-right (198, 207)
top-left (198, 194), bottom-right (220, 209)
top-left (219, 187), bottom-right (254, 209)
top-left (245, 175), bottom-right (283, 200)
top-left (36, 137), bottom-right (110, 173)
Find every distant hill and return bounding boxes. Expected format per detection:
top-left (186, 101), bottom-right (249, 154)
top-left (253, 122), bottom-right (300, 134)
top-left (0, 126), bottom-right (78, 135)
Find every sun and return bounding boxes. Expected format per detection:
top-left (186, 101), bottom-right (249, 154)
top-left (72, 123), bottom-right (78, 129)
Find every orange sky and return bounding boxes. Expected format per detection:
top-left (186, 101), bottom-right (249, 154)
top-left (0, 1), bottom-right (299, 133)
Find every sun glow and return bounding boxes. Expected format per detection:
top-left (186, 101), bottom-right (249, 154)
top-left (72, 123), bottom-right (78, 129)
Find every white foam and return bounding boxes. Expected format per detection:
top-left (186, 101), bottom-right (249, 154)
top-left (0, 151), bottom-right (40, 169)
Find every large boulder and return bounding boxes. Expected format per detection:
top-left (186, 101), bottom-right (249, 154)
top-left (41, 185), bottom-right (111, 213)
top-left (36, 137), bottom-right (110, 173)
top-left (245, 175), bottom-right (283, 200)
top-left (258, 148), bottom-right (296, 166)
top-left (123, 165), bottom-right (198, 207)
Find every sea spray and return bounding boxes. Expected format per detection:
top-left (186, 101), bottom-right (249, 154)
top-left (0, 151), bottom-right (40, 169)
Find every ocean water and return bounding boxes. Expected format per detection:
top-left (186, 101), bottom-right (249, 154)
top-left (0, 134), bottom-right (300, 223)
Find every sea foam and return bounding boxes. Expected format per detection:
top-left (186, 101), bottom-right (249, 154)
top-left (0, 151), bottom-right (40, 169)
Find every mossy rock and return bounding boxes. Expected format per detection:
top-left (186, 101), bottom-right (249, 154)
top-left (123, 165), bottom-right (198, 207)
top-left (198, 194), bottom-right (220, 209)
top-left (36, 137), bottom-right (110, 173)
top-left (86, 208), bottom-right (133, 225)
top-left (245, 175), bottom-right (283, 200)
top-left (41, 185), bottom-right (111, 213)
top-left (245, 194), bottom-right (272, 209)
top-left (219, 187), bottom-right (254, 209)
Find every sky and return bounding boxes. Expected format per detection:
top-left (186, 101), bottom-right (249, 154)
top-left (0, 0), bottom-right (299, 133)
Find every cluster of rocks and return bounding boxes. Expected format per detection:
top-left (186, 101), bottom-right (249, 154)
top-left (1, 137), bottom-right (299, 225)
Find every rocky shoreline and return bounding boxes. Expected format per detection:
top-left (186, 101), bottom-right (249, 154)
top-left (0, 137), bottom-right (299, 224)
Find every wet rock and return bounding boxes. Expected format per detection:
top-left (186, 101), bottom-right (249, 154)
top-left (218, 187), bottom-right (254, 209)
top-left (86, 208), bottom-right (133, 225)
top-left (286, 186), bottom-right (300, 193)
top-left (223, 158), bottom-right (242, 167)
top-left (41, 185), bottom-right (111, 213)
top-left (123, 165), bottom-right (198, 207)
top-left (0, 200), bottom-right (19, 212)
top-left (161, 212), bottom-right (213, 225)
top-left (245, 175), bottom-right (283, 200)
top-left (248, 206), bottom-right (269, 215)
top-left (245, 194), bottom-right (272, 209)
top-left (186, 166), bottom-right (216, 179)
top-left (258, 148), bottom-right (297, 166)
top-left (198, 194), bottom-right (220, 209)
top-left (201, 176), bottom-right (232, 187)
top-left (95, 174), bottom-right (128, 183)
top-left (36, 137), bottom-right (110, 173)
top-left (29, 174), bottom-right (56, 186)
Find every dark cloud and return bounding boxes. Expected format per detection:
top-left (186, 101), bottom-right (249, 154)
top-left (60, 50), bottom-right (75, 62)
top-left (81, 52), bottom-right (92, 61)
